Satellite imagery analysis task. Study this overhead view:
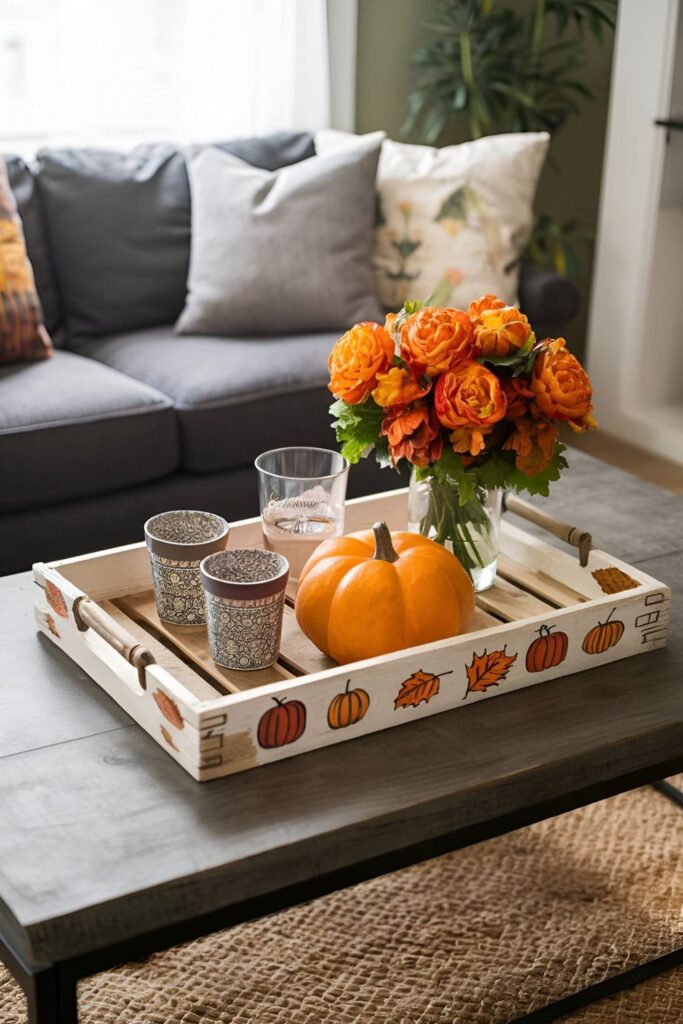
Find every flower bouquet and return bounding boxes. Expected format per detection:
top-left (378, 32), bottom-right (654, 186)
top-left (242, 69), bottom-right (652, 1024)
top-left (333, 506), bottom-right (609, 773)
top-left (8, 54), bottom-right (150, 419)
top-left (328, 295), bottom-right (596, 590)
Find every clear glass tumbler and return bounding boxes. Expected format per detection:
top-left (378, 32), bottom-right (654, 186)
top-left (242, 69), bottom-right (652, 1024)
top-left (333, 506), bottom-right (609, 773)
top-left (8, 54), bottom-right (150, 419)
top-left (254, 447), bottom-right (349, 580)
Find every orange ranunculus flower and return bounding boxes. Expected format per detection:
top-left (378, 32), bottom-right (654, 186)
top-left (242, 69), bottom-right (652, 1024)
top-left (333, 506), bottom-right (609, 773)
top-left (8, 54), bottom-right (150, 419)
top-left (467, 293), bottom-right (505, 324)
top-left (530, 338), bottom-right (597, 432)
top-left (501, 377), bottom-right (535, 420)
top-left (503, 418), bottom-right (559, 476)
top-left (381, 403), bottom-right (443, 468)
top-left (328, 321), bottom-right (394, 405)
top-left (450, 425), bottom-right (493, 458)
top-left (473, 306), bottom-right (534, 358)
top-left (372, 366), bottom-right (430, 408)
top-left (434, 362), bottom-right (507, 431)
top-left (400, 306), bottom-right (475, 377)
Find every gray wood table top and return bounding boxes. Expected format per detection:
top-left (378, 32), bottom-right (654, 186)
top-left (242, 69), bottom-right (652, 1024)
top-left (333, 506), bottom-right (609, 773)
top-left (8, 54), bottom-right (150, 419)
top-left (1, 449), bottom-right (682, 968)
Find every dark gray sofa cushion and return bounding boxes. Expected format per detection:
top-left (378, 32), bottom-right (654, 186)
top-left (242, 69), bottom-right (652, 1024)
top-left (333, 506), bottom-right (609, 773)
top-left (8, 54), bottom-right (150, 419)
top-left (35, 132), bottom-right (315, 339)
top-left (74, 327), bottom-right (337, 473)
top-left (4, 155), bottom-right (63, 342)
top-left (0, 350), bottom-right (178, 512)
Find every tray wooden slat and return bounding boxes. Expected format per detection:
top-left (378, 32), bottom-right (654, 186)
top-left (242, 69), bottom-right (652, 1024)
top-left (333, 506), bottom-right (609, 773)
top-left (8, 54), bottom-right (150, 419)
top-left (116, 591), bottom-right (292, 693)
top-left (497, 554), bottom-right (588, 608)
top-left (475, 575), bottom-right (555, 621)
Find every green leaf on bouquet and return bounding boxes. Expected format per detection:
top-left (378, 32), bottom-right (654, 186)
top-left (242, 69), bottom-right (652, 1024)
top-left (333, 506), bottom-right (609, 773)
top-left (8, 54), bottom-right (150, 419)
top-left (477, 334), bottom-right (536, 374)
top-left (432, 447), bottom-right (479, 505)
top-left (476, 450), bottom-right (517, 491)
top-left (329, 399), bottom-right (384, 464)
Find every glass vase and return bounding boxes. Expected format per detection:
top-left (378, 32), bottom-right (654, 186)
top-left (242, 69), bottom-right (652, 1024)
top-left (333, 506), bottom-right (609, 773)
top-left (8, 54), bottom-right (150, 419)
top-left (408, 469), bottom-right (502, 592)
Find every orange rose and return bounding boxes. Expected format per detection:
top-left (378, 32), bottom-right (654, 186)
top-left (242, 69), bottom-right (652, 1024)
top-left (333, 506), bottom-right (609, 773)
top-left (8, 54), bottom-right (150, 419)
top-left (531, 338), bottom-right (597, 432)
top-left (467, 293), bottom-right (505, 324)
top-left (473, 306), bottom-right (534, 358)
top-left (434, 362), bottom-right (507, 430)
top-left (381, 403), bottom-right (443, 468)
top-left (450, 425), bottom-right (493, 458)
top-left (400, 306), bottom-right (474, 377)
top-left (501, 377), bottom-right (534, 420)
top-left (372, 366), bottom-right (430, 408)
top-left (328, 322), bottom-right (394, 404)
top-left (384, 311), bottom-right (398, 339)
top-left (503, 418), bottom-right (559, 476)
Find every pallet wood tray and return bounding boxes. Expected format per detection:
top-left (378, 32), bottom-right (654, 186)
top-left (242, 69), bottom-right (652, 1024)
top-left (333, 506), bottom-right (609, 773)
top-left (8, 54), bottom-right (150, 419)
top-left (33, 489), bottom-right (671, 781)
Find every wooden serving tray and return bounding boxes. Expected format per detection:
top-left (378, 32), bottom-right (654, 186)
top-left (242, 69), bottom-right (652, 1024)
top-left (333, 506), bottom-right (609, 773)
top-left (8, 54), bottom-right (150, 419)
top-left (33, 490), bottom-right (671, 781)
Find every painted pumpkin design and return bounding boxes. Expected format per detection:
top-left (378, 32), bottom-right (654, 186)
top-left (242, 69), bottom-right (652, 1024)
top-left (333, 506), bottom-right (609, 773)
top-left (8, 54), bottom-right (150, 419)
top-left (526, 624), bottom-right (568, 673)
top-left (257, 697), bottom-right (306, 749)
top-left (327, 679), bottom-right (370, 729)
top-left (582, 607), bottom-right (625, 655)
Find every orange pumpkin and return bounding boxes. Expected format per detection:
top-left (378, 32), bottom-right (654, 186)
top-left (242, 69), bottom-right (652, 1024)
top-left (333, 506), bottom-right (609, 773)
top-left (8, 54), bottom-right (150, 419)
top-left (295, 521), bottom-right (475, 665)
top-left (582, 607), bottom-right (625, 655)
top-left (525, 624), bottom-right (568, 673)
top-left (327, 679), bottom-right (370, 729)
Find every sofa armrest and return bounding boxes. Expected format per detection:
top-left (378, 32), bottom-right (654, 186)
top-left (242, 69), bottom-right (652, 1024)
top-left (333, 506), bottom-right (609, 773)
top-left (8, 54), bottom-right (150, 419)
top-left (518, 262), bottom-right (580, 339)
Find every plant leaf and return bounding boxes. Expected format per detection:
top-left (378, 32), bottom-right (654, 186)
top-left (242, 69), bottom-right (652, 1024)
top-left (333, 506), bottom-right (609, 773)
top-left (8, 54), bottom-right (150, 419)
top-left (329, 399), bottom-right (384, 464)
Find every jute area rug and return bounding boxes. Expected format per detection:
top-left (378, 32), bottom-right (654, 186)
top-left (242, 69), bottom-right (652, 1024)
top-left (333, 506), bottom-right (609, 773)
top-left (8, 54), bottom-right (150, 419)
top-left (1, 779), bottom-right (682, 1024)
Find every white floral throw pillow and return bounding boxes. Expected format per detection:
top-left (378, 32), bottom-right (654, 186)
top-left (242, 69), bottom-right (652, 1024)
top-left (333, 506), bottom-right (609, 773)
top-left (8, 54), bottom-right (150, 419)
top-left (315, 129), bottom-right (549, 311)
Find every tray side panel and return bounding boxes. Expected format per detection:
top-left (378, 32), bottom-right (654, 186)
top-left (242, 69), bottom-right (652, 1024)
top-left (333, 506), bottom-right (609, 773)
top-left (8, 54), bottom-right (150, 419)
top-left (195, 583), bottom-right (671, 780)
top-left (33, 564), bottom-right (207, 748)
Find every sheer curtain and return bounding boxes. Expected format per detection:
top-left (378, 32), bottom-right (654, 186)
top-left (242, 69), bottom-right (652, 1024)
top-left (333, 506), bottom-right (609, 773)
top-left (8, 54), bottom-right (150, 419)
top-left (0, 0), bottom-right (333, 155)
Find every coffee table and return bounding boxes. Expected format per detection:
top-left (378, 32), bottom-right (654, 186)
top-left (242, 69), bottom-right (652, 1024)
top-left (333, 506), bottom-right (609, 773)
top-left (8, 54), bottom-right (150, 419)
top-left (1, 450), bottom-right (682, 1024)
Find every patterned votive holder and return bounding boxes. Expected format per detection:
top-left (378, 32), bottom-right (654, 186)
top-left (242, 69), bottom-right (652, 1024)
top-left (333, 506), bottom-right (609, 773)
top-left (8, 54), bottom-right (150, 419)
top-left (200, 549), bottom-right (290, 671)
top-left (144, 510), bottom-right (230, 626)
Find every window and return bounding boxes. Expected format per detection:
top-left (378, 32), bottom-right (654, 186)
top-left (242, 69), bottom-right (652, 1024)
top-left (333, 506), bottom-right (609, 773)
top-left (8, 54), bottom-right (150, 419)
top-left (0, 0), bottom-right (349, 155)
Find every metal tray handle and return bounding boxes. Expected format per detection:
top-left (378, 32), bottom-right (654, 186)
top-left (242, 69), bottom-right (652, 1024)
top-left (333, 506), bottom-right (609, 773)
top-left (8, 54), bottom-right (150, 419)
top-left (72, 596), bottom-right (156, 689)
top-left (503, 493), bottom-right (592, 567)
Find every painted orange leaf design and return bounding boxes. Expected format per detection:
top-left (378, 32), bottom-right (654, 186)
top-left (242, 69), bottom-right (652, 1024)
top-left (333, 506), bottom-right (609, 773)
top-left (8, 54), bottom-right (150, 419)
top-left (153, 689), bottom-right (184, 730)
top-left (394, 668), bottom-right (453, 710)
top-left (160, 725), bottom-right (179, 751)
top-left (45, 579), bottom-right (68, 618)
top-left (464, 648), bottom-right (517, 698)
top-left (44, 613), bottom-right (60, 638)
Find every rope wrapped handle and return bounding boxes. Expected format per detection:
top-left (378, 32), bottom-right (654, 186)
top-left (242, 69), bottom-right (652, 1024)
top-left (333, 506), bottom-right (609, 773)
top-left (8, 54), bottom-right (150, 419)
top-left (502, 493), bottom-right (592, 567)
top-left (72, 596), bottom-right (156, 689)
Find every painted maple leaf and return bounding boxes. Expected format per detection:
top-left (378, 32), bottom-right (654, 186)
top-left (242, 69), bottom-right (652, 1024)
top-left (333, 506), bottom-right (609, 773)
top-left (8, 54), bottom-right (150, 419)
top-left (464, 648), bottom-right (517, 699)
top-left (394, 669), bottom-right (453, 710)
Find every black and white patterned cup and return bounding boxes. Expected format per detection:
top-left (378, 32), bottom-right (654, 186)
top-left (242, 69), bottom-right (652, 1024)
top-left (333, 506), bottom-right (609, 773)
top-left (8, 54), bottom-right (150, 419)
top-left (144, 511), bottom-right (230, 626)
top-left (200, 549), bottom-right (290, 671)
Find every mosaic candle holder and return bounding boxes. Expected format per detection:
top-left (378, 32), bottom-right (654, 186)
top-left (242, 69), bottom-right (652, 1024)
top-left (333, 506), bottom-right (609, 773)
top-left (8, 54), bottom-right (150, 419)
top-left (144, 510), bottom-right (230, 626)
top-left (200, 549), bottom-right (290, 671)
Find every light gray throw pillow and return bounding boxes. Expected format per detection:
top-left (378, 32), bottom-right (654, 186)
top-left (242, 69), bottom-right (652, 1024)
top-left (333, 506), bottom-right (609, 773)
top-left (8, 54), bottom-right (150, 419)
top-left (176, 142), bottom-right (383, 336)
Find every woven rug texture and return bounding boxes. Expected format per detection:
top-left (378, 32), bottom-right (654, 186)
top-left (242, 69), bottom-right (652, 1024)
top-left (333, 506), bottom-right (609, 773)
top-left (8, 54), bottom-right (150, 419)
top-left (1, 780), bottom-right (682, 1024)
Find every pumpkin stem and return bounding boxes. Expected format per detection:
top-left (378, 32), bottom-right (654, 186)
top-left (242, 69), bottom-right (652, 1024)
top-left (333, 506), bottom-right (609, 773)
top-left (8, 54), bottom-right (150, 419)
top-left (345, 678), bottom-right (352, 693)
top-left (603, 606), bottom-right (617, 624)
top-left (273, 697), bottom-right (286, 706)
top-left (372, 522), bottom-right (399, 564)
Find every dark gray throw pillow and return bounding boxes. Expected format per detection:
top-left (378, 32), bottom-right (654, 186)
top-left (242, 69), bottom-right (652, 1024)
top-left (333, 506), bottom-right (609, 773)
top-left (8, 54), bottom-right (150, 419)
top-left (176, 142), bottom-right (383, 336)
top-left (35, 132), bottom-right (315, 338)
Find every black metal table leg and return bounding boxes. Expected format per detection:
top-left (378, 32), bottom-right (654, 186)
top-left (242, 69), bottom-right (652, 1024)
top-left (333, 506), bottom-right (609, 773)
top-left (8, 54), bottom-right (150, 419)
top-left (26, 963), bottom-right (60, 1024)
top-left (653, 779), bottom-right (683, 810)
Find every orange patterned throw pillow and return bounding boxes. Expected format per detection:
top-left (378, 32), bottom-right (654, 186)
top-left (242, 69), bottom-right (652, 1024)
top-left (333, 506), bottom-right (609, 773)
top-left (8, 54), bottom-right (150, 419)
top-left (0, 158), bottom-right (52, 364)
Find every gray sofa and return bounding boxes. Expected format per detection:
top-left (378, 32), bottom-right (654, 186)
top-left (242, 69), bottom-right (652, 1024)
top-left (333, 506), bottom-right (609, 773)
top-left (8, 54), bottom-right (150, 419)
top-left (0, 133), bottom-right (579, 576)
